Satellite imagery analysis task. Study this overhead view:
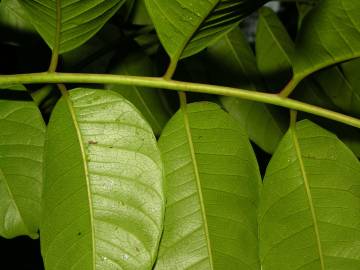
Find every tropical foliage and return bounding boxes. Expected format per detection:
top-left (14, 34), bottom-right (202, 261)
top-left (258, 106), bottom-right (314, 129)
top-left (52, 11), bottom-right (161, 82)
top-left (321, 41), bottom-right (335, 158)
top-left (0, 0), bottom-right (359, 269)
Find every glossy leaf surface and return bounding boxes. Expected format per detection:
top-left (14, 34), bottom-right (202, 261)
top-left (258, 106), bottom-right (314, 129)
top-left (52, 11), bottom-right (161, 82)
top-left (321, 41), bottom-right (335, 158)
top-left (145, 0), bottom-right (267, 60)
top-left (0, 85), bottom-right (45, 239)
top-left (42, 89), bottom-right (164, 269)
top-left (156, 102), bottom-right (262, 270)
top-left (20, 0), bottom-right (126, 53)
top-left (260, 120), bottom-right (360, 270)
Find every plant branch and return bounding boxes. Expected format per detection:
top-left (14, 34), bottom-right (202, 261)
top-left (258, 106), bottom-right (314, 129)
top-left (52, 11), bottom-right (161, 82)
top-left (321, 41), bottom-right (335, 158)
top-left (0, 72), bottom-right (359, 128)
top-left (163, 59), bottom-right (178, 80)
top-left (279, 76), bottom-right (301, 98)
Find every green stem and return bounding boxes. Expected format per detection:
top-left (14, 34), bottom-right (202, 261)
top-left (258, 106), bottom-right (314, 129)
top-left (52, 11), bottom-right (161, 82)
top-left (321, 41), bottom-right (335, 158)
top-left (279, 76), bottom-right (301, 98)
top-left (290, 110), bottom-right (298, 128)
top-left (163, 59), bottom-right (178, 80)
top-left (0, 72), bottom-right (359, 128)
top-left (48, 0), bottom-right (61, 72)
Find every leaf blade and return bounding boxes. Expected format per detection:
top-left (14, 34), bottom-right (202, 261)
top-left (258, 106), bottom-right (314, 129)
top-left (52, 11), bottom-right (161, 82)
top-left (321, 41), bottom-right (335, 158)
top-left (145, 0), bottom-right (267, 61)
top-left (292, 0), bottom-right (360, 80)
top-left (205, 26), bottom-right (287, 153)
top-left (106, 51), bottom-right (171, 136)
top-left (20, 0), bottom-right (126, 53)
top-left (0, 85), bottom-right (45, 239)
top-left (256, 7), bottom-right (294, 91)
top-left (259, 120), bottom-right (360, 269)
top-left (156, 102), bottom-right (261, 270)
top-left (42, 89), bottom-right (165, 269)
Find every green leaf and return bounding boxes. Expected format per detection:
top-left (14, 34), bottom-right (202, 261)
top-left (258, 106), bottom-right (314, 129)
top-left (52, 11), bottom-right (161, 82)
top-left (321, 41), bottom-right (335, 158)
top-left (42, 89), bottom-right (164, 269)
top-left (342, 58), bottom-right (360, 91)
top-left (292, 58), bottom-right (360, 156)
top-left (256, 7), bottom-right (294, 91)
top-left (259, 120), bottom-right (360, 270)
top-left (0, 0), bottom-right (35, 33)
top-left (296, 0), bottom-right (319, 29)
top-left (156, 102), bottom-right (262, 270)
top-left (20, 0), bottom-right (127, 53)
top-left (0, 85), bottom-right (45, 239)
top-left (130, 0), bottom-right (152, 25)
top-left (256, 7), bottom-right (360, 119)
top-left (311, 63), bottom-right (360, 117)
top-left (205, 27), bottom-right (287, 153)
top-left (106, 51), bottom-right (171, 136)
top-left (221, 97), bottom-right (287, 154)
top-left (292, 0), bottom-right (360, 81)
top-left (145, 0), bottom-right (267, 61)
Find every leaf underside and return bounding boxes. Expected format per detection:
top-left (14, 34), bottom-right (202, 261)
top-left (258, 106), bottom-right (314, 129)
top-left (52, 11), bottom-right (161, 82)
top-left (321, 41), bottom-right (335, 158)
top-left (156, 102), bottom-right (262, 270)
top-left (259, 120), bottom-right (360, 270)
top-left (42, 89), bottom-right (164, 270)
top-left (0, 85), bottom-right (45, 239)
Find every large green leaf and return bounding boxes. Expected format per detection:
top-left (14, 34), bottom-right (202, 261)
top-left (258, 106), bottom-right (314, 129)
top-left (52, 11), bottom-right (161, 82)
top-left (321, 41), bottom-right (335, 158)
top-left (259, 120), bottom-right (360, 269)
top-left (42, 89), bottom-right (164, 269)
top-left (205, 27), bottom-right (287, 153)
top-left (0, 85), bottom-right (45, 239)
top-left (292, 0), bottom-right (360, 81)
top-left (156, 102), bottom-right (262, 270)
top-left (145, 0), bottom-right (267, 61)
top-left (20, 0), bottom-right (126, 53)
top-left (106, 51), bottom-right (171, 136)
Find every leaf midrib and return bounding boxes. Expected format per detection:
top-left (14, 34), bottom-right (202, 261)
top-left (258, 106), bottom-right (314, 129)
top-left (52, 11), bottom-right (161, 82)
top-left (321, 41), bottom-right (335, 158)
top-left (290, 125), bottom-right (325, 270)
top-left (173, 0), bottom-right (219, 62)
top-left (260, 12), bottom-right (293, 68)
top-left (181, 106), bottom-right (214, 269)
top-left (64, 93), bottom-right (96, 270)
